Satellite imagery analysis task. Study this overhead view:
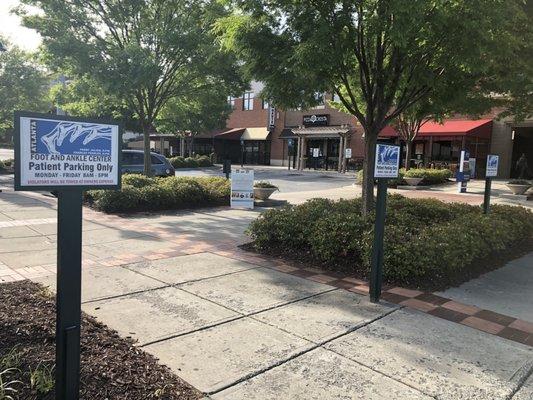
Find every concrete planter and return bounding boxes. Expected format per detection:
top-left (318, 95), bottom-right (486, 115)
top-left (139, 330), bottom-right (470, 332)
top-left (403, 177), bottom-right (424, 186)
top-left (254, 187), bottom-right (278, 200)
top-left (506, 184), bottom-right (531, 195)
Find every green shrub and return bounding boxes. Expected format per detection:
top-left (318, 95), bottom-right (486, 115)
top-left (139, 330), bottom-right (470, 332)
top-left (248, 195), bottom-right (533, 288)
top-left (86, 175), bottom-right (229, 213)
top-left (122, 174), bottom-right (156, 188)
top-left (356, 168), bottom-right (451, 186)
top-left (196, 155), bottom-right (213, 167)
top-left (254, 181), bottom-right (278, 188)
top-left (184, 157), bottom-right (199, 168)
top-left (169, 156), bottom-right (185, 168)
top-left (403, 168), bottom-right (452, 184)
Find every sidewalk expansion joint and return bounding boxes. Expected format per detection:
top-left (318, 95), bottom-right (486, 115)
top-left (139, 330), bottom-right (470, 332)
top-left (139, 288), bottom-right (339, 348)
top-left (204, 306), bottom-right (403, 397)
top-left (81, 283), bottom-right (171, 305)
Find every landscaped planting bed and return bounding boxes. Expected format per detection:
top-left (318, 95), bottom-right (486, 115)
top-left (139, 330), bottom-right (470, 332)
top-left (85, 174), bottom-right (230, 213)
top-left (0, 281), bottom-right (201, 400)
top-left (247, 195), bottom-right (533, 290)
top-left (356, 168), bottom-right (452, 186)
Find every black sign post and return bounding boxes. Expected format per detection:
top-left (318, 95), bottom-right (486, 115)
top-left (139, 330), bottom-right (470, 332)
top-left (483, 177), bottom-right (492, 214)
top-left (56, 190), bottom-right (83, 399)
top-left (14, 111), bottom-right (121, 400)
top-left (369, 143), bottom-right (400, 303)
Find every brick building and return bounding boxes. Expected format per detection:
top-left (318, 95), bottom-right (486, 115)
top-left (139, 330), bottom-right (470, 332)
top-left (192, 81), bottom-right (533, 178)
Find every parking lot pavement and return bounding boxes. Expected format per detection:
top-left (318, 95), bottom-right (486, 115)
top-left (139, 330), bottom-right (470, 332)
top-left (0, 148), bottom-right (14, 161)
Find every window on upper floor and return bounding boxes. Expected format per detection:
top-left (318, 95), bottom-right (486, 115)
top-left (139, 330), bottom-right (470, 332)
top-left (227, 96), bottom-right (235, 109)
top-left (333, 92), bottom-right (341, 103)
top-left (312, 92), bottom-right (326, 109)
top-left (243, 92), bottom-right (254, 110)
top-left (262, 99), bottom-right (269, 109)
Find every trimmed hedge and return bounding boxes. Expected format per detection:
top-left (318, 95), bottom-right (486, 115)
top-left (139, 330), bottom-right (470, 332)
top-left (248, 195), bottom-right (533, 289)
top-left (356, 168), bottom-right (452, 186)
top-left (169, 155), bottom-right (212, 168)
top-left (86, 175), bottom-right (230, 213)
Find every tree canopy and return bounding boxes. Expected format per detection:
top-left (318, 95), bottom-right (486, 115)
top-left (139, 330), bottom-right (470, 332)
top-left (19, 0), bottom-right (245, 175)
top-left (0, 38), bottom-right (50, 141)
top-left (216, 0), bottom-right (531, 214)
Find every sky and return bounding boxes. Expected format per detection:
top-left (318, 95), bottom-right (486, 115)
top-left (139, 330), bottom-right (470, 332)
top-left (0, 0), bottom-right (42, 51)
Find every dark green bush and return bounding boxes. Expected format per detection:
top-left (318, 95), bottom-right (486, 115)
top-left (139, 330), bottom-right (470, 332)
top-left (169, 156), bottom-right (185, 168)
top-left (184, 157), bottom-right (199, 168)
top-left (248, 195), bottom-right (533, 288)
top-left (86, 175), bottom-right (230, 213)
top-left (196, 155), bottom-right (213, 167)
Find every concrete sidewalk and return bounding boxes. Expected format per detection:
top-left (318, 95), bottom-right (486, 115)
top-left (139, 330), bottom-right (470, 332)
top-left (32, 254), bottom-right (533, 399)
top-left (1, 181), bottom-right (532, 398)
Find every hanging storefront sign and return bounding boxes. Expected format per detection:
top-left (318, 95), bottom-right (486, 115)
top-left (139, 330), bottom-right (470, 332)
top-left (312, 148), bottom-right (320, 158)
top-left (374, 143), bottom-right (400, 178)
top-left (303, 114), bottom-right (329, 127)
top-left (231, 168), bottom-right (254, 209)
top-left (345, 148), bottom-right (352, 159)
top-left (486, 154), bottom-right (499, 177)
top-left (14, 112), bottom-right (121, 191)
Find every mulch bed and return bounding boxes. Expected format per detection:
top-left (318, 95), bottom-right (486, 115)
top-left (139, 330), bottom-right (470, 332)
top-left (0, 281), bottom-right (201, 400)
top-left (242, 237), bottom-right (533, 292)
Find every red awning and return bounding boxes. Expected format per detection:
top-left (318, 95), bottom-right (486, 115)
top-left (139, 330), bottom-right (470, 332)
top-left (419, 119), bottom-right (492, 138)
top-left (378, 119), bottom-right (493, 139)
top-left (214, 127), bottom-right (246, 140)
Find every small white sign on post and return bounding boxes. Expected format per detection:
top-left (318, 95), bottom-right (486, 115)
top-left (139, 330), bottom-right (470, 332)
top-left (231, 168), bottom-right (254, 209)
top-left (374, 143), bottom-right (400, 178)
top-left (312, 148), bottom-right (320, 158)
top-left (345, 148), bottom-right (352, 159)
top-left (486, 154), bottom-right (499, 177)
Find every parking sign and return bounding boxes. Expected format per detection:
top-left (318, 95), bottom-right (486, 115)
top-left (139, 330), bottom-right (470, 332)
top-left (374, 143), bottom-right (400, 178)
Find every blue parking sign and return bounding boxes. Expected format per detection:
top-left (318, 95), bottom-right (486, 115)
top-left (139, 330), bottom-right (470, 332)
top-left (374, 143), bottom-right (400, 178)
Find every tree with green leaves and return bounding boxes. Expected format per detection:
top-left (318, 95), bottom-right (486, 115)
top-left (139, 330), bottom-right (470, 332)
top-left (0, 38), bottom-right (50, 142)
top-left (156, 82), bottom-right (233, 156)
top-left (216, 0), bottom-right (529, 215)
top-left (19, 0), bottom-right (244, 175)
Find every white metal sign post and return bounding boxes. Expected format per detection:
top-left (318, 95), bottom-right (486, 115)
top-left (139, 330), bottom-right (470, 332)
top-left (231, 168), bottom-right (254, 209)
top-left (14, 111), bottom-right (121, 400)
top-left (457, 150), bottom-right (470, 193)
top-left (484, 155), bottom-right (499, 214)
top-left (370, 143), bottom-right (400, 303)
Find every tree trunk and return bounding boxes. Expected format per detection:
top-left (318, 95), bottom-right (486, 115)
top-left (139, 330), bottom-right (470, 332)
top-left (404, 139), bottom-right (412, 170)
top-left (361, 131), bottom-right (378, 218)
top-left (142, 124), bottom-right (152, 176)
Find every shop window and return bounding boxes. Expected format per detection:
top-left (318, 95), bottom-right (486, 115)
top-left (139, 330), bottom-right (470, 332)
top-left (243, 92), bottom-right (254, 110)
top-left (227, 96), bottom-right (235, 109)
top-left (312, 92), bottom-right (326, 109)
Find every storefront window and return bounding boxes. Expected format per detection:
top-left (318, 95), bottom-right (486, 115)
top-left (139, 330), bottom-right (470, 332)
top-left (243, 92), bottom-right (254, 110)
